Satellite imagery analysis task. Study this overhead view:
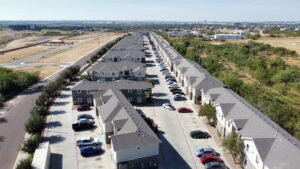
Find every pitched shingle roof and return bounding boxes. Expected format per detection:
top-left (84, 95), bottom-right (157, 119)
top-left (88, 62), bottom-right (145, 73)
top-left (72, 79), bottom-right (152, 91)
top-left (96, 89), bottom-right (161, 151)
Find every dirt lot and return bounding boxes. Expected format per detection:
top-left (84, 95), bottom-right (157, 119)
top-left (14, 65), bottom-right (62, 79)
top-left (30, 33), bottom-right (123, 63)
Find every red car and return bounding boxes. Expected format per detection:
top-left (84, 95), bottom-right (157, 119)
top-left (178, 107), bottom-right (192, 113)
top-left (200, 154), bottom-right (223, 164)
top-left (77, 104), bottom-right (90, 111)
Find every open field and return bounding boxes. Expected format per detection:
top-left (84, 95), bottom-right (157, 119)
top-left (14, 65), bottom-right (62, 79)
top-left (65, 32), bottom-right (102, 40)
top-left (0, 35), bottom-right (63, 51)
top-left (256, 37), bottom-right (300, 54)
top-left (0, 45), bottom-right (56, 64)
top-left (30, 32), bottom-right (123, 63)
top-left (210, 37), bottom-right (300, 68)
top-left (11, 32), bottom-right (123, 78)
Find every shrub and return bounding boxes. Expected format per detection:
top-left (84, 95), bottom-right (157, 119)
top-left (15, 156), bottom-right (32, 169)
top-left (21, 134), bottom-right (41, 154)
top-left (25, 114), bottom-right (45, 134)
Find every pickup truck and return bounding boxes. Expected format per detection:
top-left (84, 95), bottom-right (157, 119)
top-left (72, 119), bottom-right (95, 131)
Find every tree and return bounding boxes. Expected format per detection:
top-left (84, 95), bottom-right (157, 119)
top-left (25, 114), bottom-right (45, 134)
top-left (21, 134), bottom-right (41, 154)
top-left (222, 132), bottom-right (244, 163)
top-left (199, 103), bottom-right (216, 125)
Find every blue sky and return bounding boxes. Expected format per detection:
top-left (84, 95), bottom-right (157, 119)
top-left (0, 0), bottom-right (299, 21)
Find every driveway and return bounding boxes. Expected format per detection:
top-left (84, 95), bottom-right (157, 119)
top-left (44, 83), bottom-right (114, 169)
top-left (138, 52), bottom-right (231, 169)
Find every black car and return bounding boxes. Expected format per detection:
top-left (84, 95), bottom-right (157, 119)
top-left (170, 88), bottom-right (182, 92)
top-left (172, 91), bottom-right (185, 95)
top-left (72, 119), bottom-right (95, 131)
top-left (190, 130), bottom-right (211, 139)
top-left (165, 75), bottom-right (174, 79)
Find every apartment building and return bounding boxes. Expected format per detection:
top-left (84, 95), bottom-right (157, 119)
top-left (71, 79), bottom-right (152, 106)
top-left (213, 34), bottom-right (244, 40)
top-left (101, 33), bottom-right (147, 63)
top-left (150, 32), bottom-right (300, 169)
top-left (87, 62), bottom-right (146, 81)
top-left (96, 89), bottom-right (161, 169)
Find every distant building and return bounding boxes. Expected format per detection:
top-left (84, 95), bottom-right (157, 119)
top-left (8, 24), bottom-right (38, 31)
top-left (71, 80), bottom-right (153, 106)
top-left (87, 62), bottom-right (146, 81)
top-left (214, 34), bottom-right (244, 40)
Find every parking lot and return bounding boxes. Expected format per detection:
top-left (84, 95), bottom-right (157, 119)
top-left (138, 49), bottom-right (231, 169)
top-left (44, 84), bottom-right (114, 169)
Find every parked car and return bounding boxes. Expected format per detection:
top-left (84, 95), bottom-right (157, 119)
top-left (168, 84), bottom-right (179, 88)
top-left (76, 136), bottom-right (102, 147)
top-left (166, 78), bottom-right (176, 81)
top-left (204, 162), bottom-right (228, 169)
top-left (172, 91), bottom-right (185, 95)
top-left (77, 104), bottom-right (90, 111)
top-left (167, 81), bottom-right (177, 85)
top-left (165, 75), bottom-right (174, 79)
top-left (178, 107), bottom-right (192, 113)
top-left (77, 114), bottom-right (94, 120)
top-left (170, 88), bottom-right (182, 92)
top-left (72, 119), bottom-right (95, 131)
top-left (173, 95), bottom-right (186, 101)
top-left (80, 145), bottom-right (103, 157)
top-left (190, 130), bottom-right (210, 139)
top-left (162, 103), bottom-right (176, 110)
top-left (195, 148), bottom-right (217, 157)
top-left (200, 154), bottom-right (223, 164)
top-left (160, 68), bottom-right (168, 72)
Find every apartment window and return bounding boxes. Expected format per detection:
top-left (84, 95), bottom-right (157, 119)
top-left (102, 72), bottom-right (105, 75)
top-left (128, 89), bottom-right (132, 93)
top-left (78, 98), bottom-right (82, 102)
top-left (137, 97), bottom-right (142, 103)
top-left (112, 72), bottom-right (115, 76)
top-left (87, 90), bottom-right (92, 95)
top-left (137, 90), bottom-right (142, 94)
top-left (77, 90), bottom-right (81, 93)
top-left (246, 144), bottom-right (249, 151)
top-left (137, 58), bottom-right (140, 60)
top-left (139, 72), bottom-right (142, 75)
top-left (128, 97), bottom-right (133, 102)
top-left (87, 98), bottom-right (92, 103)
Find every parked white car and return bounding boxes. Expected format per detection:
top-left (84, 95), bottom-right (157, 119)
top-left (76, 136), bottom-right (102, 147)
top-left (162, 103), bottom-right (176, 110)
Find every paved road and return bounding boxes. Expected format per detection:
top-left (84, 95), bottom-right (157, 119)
top-left (0, 38), bottom-right (114, 169)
